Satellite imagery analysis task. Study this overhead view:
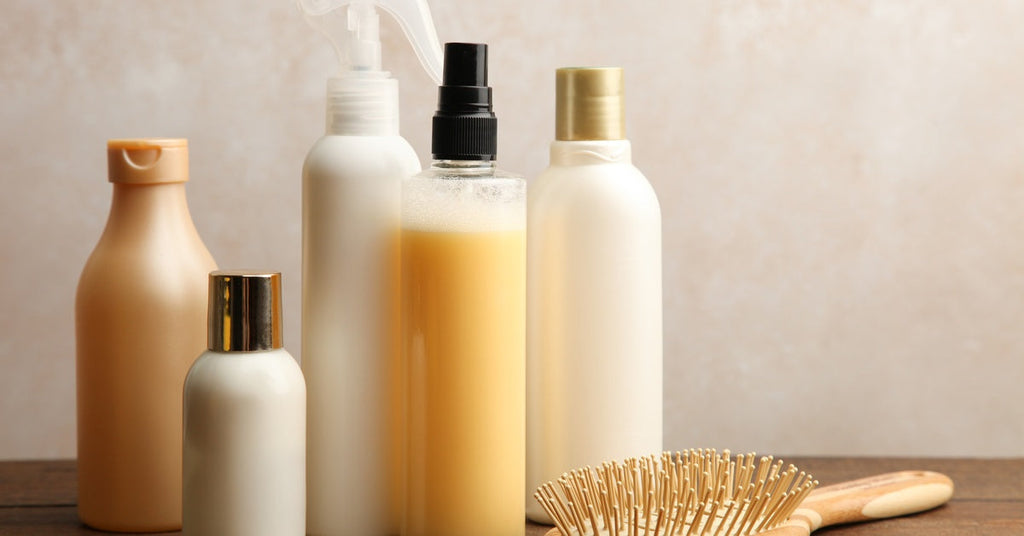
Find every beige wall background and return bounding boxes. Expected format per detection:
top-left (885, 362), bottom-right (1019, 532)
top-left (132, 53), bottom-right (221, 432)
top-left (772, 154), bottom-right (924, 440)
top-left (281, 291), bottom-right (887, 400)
top-left (2, 0), bottom-right (1023, 459)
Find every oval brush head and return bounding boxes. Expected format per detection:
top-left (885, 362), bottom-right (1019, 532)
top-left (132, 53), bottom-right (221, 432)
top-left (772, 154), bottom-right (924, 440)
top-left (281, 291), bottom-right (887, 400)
top-left (534, 449), bottom-right (819, 536)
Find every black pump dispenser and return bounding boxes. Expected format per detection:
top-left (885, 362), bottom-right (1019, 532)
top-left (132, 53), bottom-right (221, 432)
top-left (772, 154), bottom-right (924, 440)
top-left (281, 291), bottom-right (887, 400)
top-left (431, 43), bottom-right (497, 161)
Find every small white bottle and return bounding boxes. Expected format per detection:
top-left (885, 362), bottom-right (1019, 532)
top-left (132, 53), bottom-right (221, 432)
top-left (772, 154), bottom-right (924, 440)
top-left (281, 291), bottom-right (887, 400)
top-left (183, 271), bottom-right (306, 536)
top-left (526, 67), bottom-right (663, 523)
top-left (296, 1), bottom-right (443, 533)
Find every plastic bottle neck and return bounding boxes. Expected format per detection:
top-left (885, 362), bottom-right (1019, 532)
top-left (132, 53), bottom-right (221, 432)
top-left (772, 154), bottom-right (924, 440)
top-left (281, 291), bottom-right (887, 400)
top-left (104, 182), bottom-right (197, 239)
top-left (549, 139), bottom-right (632, 166)
top-left (428, 159), bottom-right (497, 177)
top-left (326, 75), bottom-right (400, 136)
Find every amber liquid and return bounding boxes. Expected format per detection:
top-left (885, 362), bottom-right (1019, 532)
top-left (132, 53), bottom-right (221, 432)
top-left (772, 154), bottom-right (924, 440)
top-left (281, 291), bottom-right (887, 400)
top-left (401, 228), bottom-right (526, 536)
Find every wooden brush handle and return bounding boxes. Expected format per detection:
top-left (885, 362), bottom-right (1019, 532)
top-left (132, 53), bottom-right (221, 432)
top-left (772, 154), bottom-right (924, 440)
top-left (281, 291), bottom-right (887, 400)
top-left (785, 470), bottom-right (954, 532)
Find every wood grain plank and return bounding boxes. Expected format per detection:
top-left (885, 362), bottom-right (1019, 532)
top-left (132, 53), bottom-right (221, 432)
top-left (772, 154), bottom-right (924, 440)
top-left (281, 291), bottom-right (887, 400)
top-left (0, 460), bottom-right (76, 506)
top-left (0, 458), bottom-right (1020, 534)
top-left (1, 503), bottom-right (1019, 536)
top-left (0, 506), bottom-right (176, 535)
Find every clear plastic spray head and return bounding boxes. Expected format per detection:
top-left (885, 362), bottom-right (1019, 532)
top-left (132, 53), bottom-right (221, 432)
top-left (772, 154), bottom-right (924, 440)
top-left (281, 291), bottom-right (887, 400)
top-left (298, 0), bottom-right (443, 84)
top-left (347, 3), bottom-right (382, 72)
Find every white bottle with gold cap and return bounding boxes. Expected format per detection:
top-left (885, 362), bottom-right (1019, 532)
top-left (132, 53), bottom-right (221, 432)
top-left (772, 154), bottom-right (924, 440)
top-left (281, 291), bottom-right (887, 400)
top-left (183, 271), bottom-right (306, 536)
top-left (526, 67), bottom-right (663, 523)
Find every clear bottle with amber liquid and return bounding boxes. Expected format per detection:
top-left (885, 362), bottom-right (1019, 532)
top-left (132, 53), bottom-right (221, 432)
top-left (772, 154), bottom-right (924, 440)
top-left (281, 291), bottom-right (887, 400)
top-left (75, 138), bottom-right (216, 531)
top-left (401, 43), bottom-right (525, 536)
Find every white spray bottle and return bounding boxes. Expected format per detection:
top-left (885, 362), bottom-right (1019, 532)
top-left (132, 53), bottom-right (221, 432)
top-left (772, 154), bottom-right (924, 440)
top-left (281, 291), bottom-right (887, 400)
top-left (296, 1), bottom-right (442, 534)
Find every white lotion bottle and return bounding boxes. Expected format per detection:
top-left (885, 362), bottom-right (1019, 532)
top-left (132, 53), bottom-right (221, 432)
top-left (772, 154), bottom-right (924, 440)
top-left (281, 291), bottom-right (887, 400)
top-left (296, 1), bottom-right (443, 534)
top-left (526, 67), bottom-right (663, 523)
top-left (183, 271), bottom-right (306, 536)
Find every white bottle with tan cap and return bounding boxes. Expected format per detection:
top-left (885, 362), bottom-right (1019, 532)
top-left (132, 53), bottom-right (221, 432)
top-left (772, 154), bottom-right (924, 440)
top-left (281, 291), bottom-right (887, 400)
top-left (526, 68), bottom-right (663, 523)
top-left (75, 138), bottom-right (217, 531)
top-left (183, 271), bottom-right (306, 536)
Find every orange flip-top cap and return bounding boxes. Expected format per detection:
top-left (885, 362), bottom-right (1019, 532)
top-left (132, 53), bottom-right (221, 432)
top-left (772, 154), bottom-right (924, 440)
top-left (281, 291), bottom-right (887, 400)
top-left (107, 138), bottom-right (189, 184)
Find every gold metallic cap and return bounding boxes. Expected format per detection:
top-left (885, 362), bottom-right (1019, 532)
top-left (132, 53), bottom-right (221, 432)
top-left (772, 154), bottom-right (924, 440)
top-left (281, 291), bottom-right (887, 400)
top-left (556, 67), bottom-right (625, 141)
top-left (107, 138), bottom-right (189, 184)
top-left (208, 271), bottom-right (283, 352)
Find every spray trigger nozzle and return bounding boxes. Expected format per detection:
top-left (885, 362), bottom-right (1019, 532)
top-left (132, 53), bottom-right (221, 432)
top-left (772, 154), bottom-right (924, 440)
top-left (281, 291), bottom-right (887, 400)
top-left (299, 0), bottom-right (443, 84)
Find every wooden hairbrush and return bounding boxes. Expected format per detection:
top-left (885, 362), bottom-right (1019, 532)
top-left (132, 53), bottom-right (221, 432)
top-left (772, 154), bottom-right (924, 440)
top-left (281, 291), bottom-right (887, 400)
top-left (533, 449), bottom-right (953, 536)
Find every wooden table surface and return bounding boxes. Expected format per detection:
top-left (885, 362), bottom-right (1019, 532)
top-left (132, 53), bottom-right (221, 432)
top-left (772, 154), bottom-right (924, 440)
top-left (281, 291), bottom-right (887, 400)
top-left (0, 457), bottom-right (1020, 535)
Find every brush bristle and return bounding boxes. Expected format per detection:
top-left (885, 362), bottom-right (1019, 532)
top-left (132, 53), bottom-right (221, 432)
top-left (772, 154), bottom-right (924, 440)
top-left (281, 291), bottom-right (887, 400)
top-left (533, 449), bottom-right (819, 536)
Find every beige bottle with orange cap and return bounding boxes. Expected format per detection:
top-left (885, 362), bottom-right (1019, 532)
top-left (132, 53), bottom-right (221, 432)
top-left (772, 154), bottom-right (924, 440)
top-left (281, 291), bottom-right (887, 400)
top-left (75, 138), bottom-right (217, 531)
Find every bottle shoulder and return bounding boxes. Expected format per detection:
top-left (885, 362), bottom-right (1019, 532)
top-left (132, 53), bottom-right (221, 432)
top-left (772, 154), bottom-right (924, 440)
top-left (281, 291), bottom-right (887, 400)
top-left (531, 159), bottom-right (660, 216)
top-left (402, 164), bottom-right (526, 233)
top-left (76, 237), bottom-right (215, 306)
top-left (404, 163), bottom-right (525, 205)
top-left (79, 225), bottom-right (215, 272)
top-left (185, 349), bottom-right (305, 398)
top-left (307, 133), bottom-right (417, 153)
top-left (535, 159), bottom-right (647, 183)
top-left (304, 135), bottom-right (421, 180)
